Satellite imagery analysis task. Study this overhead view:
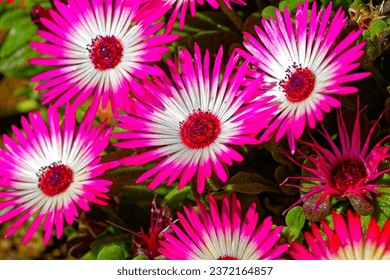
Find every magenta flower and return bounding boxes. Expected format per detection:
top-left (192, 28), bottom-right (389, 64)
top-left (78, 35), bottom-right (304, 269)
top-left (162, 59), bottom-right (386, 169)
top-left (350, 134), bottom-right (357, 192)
top-left (113, 44), bottom-right (269, 194)
top-left (139, 0), bottom-right (247, 33)
top-left (238, 0), bottom-right (370, 153)
top-left (282, 103), bottom-right (390, 219)
top-left (29, 0), bottom-right (178, 115)
top-left (159, 193), bottom-right (288, 259)
top-left (290, 210), bottom-right (390, 260)
top-left (0, 105), bottom-right (118, 245)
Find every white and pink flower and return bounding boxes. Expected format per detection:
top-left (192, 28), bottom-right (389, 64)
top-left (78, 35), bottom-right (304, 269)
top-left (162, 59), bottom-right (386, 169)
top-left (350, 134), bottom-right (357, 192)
top-left (29, 0), bottom-right (178, 115)
top-left (113, 44), bottom-right (269, 194)
top-left (0, 105), bottom-right (118, 244)
top-left (159, 193), bottom-right (288, 259)
top-left (238, 0), bottom-right (370, 153)
top-left (290, 210), bottom-right (390, 260)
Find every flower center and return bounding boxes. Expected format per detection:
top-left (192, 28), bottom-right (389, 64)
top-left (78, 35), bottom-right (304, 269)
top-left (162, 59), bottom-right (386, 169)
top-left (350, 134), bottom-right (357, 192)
top-left (180, 110), bottom-right (221, 149)
top-left (280, 64), bottom-right (316, 103)
top-left (330, 158), bottom-right (367, 193)
top-left (217, 255), bottom-right (239, 260)
top-left (37, 162), bottom-right (74, 197)
top-left (88, 35), bottom-right (123, 70)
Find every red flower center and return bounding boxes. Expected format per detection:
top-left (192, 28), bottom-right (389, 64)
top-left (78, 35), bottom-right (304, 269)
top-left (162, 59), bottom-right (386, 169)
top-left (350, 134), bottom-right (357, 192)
top-left (37, 162), bottom-right (74, 197)
top-left (280, 64), bottom-right (316, 102)
top-left (217, 255), bottom-right (238, 260)
top-left (330, 158), bottom-right (367, 193)
top-left (88, 35), bottom-right (123, 70)
top-left (180, 110), bottom-right (221, 149)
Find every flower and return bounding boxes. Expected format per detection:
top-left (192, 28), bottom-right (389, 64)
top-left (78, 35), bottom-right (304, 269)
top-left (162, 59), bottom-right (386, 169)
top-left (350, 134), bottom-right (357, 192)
top-left (131, 197), bottom-right (173, 259)
top-left (29, 0), bottom-right (178, 115)
top-left (138, 0), bottom-right (247, 33)
top-left (281, 102), bottom-right (390, 220)
top-left (113, 44), bottom-right (269, 194)
top-left (289, 210), bottom-right (390, 259)
top-left (238, 0), bottom-right (370, 153)
top-left (159, 193), bottom-right (288, 259)
top-left (0, 105), bottom-right (118, 244)
top-left (0, 0), bottom-right (14, 4)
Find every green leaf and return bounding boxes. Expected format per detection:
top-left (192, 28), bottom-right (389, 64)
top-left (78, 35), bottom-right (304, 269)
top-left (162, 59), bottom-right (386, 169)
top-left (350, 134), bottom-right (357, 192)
top-left (132, 255), bottom-right (149, 260)
top-left (372, 187), bottom-right (390, 227)
top-left (162, 186), bottom-right (193, 209)
top-left (279, 0), bottom-right (313, 12)
top-left (369, 19), bottom-right (387, 40)
top-left (261, 6), bottom-right (277, 20)
top-left (96, 244), bottom-right (125, 260)
top-left (285, 206), bottom-right (306, 242)
top-left (0, 20), bottom-right (37, 58)
top-left (0, 9), bottom-right (26, 29)
top-left (0, 42), bottom-right (49, 78)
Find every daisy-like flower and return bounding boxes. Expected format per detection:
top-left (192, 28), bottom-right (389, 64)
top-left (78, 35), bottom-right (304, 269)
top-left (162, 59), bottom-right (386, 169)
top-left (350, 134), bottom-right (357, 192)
top-left (282, 102), bottom-right (390, 220)
top-left (113, 44), bottom-right (269, 194)
top-left (159, 193), bottom-right (288, 259)
top-left (238, 0), bottom-right (370, 153)
top-left (0, 105), bottom-right (118, 245)
top-left (290, 210), bottom-right (390, 259)
top-left (138, 0), bottom-right (247, 33)
top-left (29, 0), bottom-right (178, 115)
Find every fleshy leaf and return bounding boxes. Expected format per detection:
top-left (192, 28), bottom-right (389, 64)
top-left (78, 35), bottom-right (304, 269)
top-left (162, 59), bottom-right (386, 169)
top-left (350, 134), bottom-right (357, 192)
top-left (285, 206), bottom-right (306, 242)
top-left (96, 244), bottom-right (125, 260)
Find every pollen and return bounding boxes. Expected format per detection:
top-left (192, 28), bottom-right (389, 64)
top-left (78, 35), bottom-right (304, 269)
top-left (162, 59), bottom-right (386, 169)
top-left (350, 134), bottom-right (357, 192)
top-left (37, 162), bottom-right (74, 197)
top-left (180, 110), bottom-right (221, 149)
top-left (88, 35), bottom-right (123, 71)
top-left (280, 64), bottom-right (316, 103)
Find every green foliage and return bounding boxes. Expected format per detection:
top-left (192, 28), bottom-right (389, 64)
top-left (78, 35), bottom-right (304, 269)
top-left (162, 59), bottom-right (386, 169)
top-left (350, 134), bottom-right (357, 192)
top-left (262, 6), bottom-right (277, 20)
top-left (0, 4), bottom-right (49, 78)
top-left (369, 19), bottom-right (387, 40)
top-left (279, 0), bottom-right (313, 12)
top-left (284, 206), bottom-right (306, 242)
top-left (372, 187), bottom-right (390, 227)
top-left (96, 244), bottom-right (126, 260)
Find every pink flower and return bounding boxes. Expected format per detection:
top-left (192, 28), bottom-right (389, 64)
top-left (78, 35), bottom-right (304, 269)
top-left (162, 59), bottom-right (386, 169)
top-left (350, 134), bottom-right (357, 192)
top-left (0, 105), bottom-right (118, 245)
top-left (138, 0), bottom-right (247, 33)
top-left (159, 193), bottom-right (288, 259)
top-left (113, 44), bottom-right (268, 194)
top-left (290, 210), bottom-right (390, 259)
top-left (131, 197), bottom-right (173, 259)
top-left (282, 102), bottom-right (390, 220)
top-left (29, 0), bottom-right (178, 115)
top-left (0, 0), bottom-right (14, 4)
top-left (238, 0), bottom-right (370, 153)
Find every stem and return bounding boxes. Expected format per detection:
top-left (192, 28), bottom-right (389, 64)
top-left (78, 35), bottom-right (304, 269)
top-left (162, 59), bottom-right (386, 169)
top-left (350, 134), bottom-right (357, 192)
top-left (216, 0), bottom-right (243, 31)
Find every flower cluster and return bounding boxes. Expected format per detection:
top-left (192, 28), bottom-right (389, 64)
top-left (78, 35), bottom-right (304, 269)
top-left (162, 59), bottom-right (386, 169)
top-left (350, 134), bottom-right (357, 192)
top-left (0, 0), bottom-right (389, 261)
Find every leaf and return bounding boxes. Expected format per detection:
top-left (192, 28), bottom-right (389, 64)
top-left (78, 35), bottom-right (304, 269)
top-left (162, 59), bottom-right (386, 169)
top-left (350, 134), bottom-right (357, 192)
top-left (285, 206), bottom-right (306, 242)
top-left (96, 244), bottom-right (125, 260)
top-left (0, 20), bottom-right (37, 58)
top-left (0, 9), bottom-right (26, 29)
top-left (261, 6), bottom-right (277, 20)
top-left (225, 171), bottom-right (279, 195)
top-left (369, 19), bottom-right (387, 40)
top-left (372, 187), bottom-right (390, 227)
top-left (161, 186), bottom-right (194, 210)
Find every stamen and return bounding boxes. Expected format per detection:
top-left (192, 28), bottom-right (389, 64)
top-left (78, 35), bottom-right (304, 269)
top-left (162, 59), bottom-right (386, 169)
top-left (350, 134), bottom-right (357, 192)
top-left (280, 64), bottom-right (316, 102)
top-left (88, 35), bottom-right (123, 70)
top-left (180, 110), bottom-right (221, 149)
top-left (37, 161), bottom-right (73, 197)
